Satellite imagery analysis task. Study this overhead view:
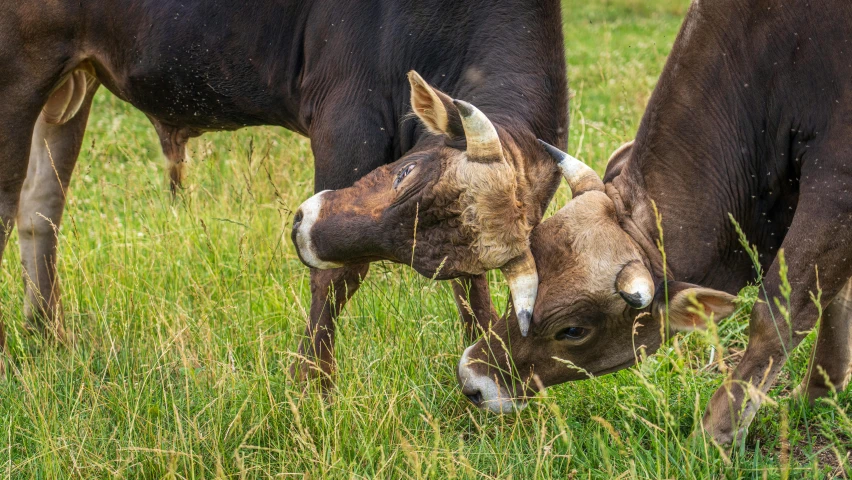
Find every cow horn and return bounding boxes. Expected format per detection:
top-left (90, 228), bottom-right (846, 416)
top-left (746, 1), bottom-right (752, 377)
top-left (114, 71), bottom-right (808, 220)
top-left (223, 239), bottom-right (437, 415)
top-left (453, 100), bottom-right (503, 163)
top-left (615, 260), bottom-right (655, 309)
top-left (499, 249), bottom-right (538, 337)
top-left (537, 140), bottom-right (604, 195)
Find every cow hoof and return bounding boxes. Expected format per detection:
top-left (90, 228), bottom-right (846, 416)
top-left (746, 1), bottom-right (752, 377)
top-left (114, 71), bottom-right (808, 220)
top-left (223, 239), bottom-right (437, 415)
top-left (790, 381), bottom-right (830, 404)
top-left (289, 357), bottom-right (334, 395)
top-left (55, 326), bottom-right (74, 347)
top-left (702, 421), bottom-right (749, 447)
top-left (702, 409), bottom-right (750, 447)
top-left (23, 319), bottom-right (72, 346)
top-left (23, 320), bottom-right (46, 337)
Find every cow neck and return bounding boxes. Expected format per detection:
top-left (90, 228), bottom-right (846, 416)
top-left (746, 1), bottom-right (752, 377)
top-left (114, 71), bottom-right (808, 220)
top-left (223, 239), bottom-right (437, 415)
top-left (603, 7), bottom-right (766, 292)
top-left (607, 132), bottom-right (760, 295)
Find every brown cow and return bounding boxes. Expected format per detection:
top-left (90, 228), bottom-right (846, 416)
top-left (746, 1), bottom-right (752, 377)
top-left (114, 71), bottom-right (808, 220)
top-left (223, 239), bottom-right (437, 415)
top-left (458, 0), bottom-right (852, 446)
top-left (0, 0), bottom-right (566, 383)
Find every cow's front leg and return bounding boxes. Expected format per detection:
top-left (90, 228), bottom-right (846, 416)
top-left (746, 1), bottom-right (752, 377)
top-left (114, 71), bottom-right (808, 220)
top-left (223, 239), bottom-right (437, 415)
top-left (0, 164), bottom-right (29, 370)
top-left (702, 164), bottom-right (852, 445)
top-left (291, 101), bottom-right (392, 391)
top-left (18, 82), bottom-right (98, 342)
top-left (291, 265), bottom-right (369, 390)
top-left (702, 300), bottom-right (802, 445)
top-left (452, 274), bottom-right (499, 341)
top-left (792, 277), bottom-right (852, 402)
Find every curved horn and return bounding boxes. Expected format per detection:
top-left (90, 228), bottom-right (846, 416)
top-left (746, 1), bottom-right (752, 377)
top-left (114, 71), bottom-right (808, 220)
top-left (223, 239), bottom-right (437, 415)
top-left (453, 100), bottom-right (504, 163)
top-left (615, 260), bottom-right (655, 309)
top-left (537, 140), bottom-right (604, 196)
top-left (500, 249), bottom-right (538, 337)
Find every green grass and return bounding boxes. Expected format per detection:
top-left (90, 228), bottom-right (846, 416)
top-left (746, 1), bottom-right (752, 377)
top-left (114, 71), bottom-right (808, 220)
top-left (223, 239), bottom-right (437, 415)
top-left (1, 0), bottom-right (850, 477)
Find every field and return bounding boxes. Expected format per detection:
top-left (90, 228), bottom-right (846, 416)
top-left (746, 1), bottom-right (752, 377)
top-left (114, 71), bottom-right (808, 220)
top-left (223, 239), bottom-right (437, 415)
top-left (1, 0), bottom-right (850, 477)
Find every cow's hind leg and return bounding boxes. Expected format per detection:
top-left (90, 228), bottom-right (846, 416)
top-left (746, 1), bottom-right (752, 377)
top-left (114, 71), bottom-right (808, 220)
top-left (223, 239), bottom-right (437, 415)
top-left (0, 93), bottom-right (53, 368)
top-left (17, 69), bottom-right (98, 342)
top-left (793, 277), bottom-right (852, 402)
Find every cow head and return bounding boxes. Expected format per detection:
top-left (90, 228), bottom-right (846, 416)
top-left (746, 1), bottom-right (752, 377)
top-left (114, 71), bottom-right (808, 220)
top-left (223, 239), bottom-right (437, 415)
top-left (456, 141), bottom-right (738, 413)
top-left (292, 71), bottom-right (539, 333)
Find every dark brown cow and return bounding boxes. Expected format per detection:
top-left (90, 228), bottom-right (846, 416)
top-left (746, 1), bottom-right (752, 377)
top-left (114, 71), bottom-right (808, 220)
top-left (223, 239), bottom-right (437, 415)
top-left (0, 1), bottom-right (567, 381)
top-left (458, 0), bottom-right (852, 445)
top-left (292, 73), bottom-right (548, 339)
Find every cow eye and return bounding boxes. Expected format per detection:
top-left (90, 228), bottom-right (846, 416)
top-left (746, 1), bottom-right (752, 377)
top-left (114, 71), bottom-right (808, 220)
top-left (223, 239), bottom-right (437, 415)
top-left (393, 163), bottom-right (416, 188)
top-left (555, 327), bottom-right (587, 341)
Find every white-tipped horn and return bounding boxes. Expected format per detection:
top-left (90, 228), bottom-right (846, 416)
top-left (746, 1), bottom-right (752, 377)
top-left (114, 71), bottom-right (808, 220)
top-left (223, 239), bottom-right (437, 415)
top-left (615, 260), bottom-right (655, 309)
top-left (537, 140), bottom-right (604, 195)
top-left (453, 99), bottom-right (504, 163)
top-left (500, 249), bottom-right (538, 337)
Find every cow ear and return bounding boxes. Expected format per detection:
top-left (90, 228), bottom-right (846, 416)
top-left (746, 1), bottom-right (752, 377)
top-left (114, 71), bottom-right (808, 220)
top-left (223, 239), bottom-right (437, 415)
top-left (653, 282), bottom-right (738, 331)
top-left (408, 70), bottom-right (465, 140)
top-left (603, 140), bottom-right (633, 181)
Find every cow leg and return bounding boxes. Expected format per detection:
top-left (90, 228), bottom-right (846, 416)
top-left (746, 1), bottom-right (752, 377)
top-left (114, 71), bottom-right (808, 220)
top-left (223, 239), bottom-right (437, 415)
top-left (291, 265), bottom-right (369, 390)
top-left (291, 104), bottom-right (392, 390)
top-left (451, 274), bottom-right (499, 341)
top-left (18, 77), bottom-right (99, 342)
top-left (0, 94), bottom-right (53, 366)
top-left (792, 277), bottom-right (852, 402)
top-left (702, 156), bottom-right (852, 445)
top-left (0, 130), bottom-right (33, 371)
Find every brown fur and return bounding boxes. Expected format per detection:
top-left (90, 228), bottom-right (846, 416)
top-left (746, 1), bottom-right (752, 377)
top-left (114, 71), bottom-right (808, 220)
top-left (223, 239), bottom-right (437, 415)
top-left (440, 155), bottom-right (530, 272)
top-left (462, 0), bottom-right (852, 446)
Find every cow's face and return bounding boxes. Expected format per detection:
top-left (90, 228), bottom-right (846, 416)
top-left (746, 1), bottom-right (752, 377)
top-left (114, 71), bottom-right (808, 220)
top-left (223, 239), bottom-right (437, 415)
top-left (457, 142), bottom-right (738, 413)
top-left (292, 71), bottom-right (539, 331)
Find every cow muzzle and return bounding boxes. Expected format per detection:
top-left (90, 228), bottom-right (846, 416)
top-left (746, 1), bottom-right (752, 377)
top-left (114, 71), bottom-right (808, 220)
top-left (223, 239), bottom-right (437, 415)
top-left (291, 190), bottom-right (343, 270)
top-left (457, 344), bottom-right (527, 414)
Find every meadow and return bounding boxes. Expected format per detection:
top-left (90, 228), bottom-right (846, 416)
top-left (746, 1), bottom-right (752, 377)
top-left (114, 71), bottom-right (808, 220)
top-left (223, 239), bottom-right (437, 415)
top-left (1, 0), bottom-right (850, 477)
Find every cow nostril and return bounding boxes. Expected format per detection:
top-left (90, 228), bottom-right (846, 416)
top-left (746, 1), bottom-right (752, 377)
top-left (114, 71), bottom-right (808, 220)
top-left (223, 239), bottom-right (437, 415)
top-left (293, 209), bottom-right (304, 227)
top-left (465, 391), bottom-right (483, 406)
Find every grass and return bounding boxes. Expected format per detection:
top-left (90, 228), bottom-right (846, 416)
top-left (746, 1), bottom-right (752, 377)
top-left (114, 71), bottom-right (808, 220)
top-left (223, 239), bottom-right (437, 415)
top-left (1, 0), bottom-right (850, 477)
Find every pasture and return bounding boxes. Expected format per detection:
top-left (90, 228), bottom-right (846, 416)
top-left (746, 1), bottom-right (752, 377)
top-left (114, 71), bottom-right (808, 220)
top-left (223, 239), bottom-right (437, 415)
top-left (1, 0), bottom-right (850, 477)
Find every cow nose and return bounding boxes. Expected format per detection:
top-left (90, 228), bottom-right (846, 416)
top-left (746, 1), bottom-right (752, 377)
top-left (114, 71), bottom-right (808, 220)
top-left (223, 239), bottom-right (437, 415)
top-left (290, 190), bottom-right (343, 270)
top-left (465, 390), bottom-right (483, 406)
top-left (292, 208), bottom-right (304, 229)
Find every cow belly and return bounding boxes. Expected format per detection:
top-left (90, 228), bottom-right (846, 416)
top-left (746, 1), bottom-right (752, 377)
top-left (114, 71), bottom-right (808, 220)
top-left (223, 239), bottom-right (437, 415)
top-left (87, 2), bottom-right (306, 133)
top-left (104, 68), bottom-right (296, 132)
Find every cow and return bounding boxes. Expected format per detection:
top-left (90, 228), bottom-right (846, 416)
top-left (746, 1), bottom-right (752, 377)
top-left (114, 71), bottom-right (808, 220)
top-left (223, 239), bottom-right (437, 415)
top-left (0, 0), bottom-right (567, 382)
top-left (457, 0), bottom-right (852, 446)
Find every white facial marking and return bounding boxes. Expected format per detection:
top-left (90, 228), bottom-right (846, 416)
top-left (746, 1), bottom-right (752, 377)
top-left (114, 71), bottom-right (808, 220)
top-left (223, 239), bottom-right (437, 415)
top-left (293, 191), bottom-right (344, 270)
top-left (458, 345), bottom-right (527, 414)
